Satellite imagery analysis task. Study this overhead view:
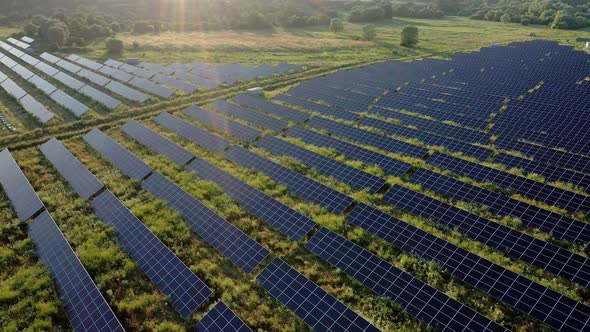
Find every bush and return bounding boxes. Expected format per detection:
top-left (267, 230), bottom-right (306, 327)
top-left (24, 23), bottom-right (38, 37)
top-left (400, 26), bottom-right (419, 47)
top-left (521, 18), bottom-right (530, 25)
top-left (105, 38), bottom-right (124, 54)
top-left (110, 22), bottom-right (121, 32)
top-left (500, 13), bottom-right (512, 23)
top-left (349, 6), bottom-right (385, 22)
top-left (362, 24), bottom-right (377, 41)
top-left (329, 18), bottom-right (344, 32)
top-left (133, 21), bottom-right (153, 34)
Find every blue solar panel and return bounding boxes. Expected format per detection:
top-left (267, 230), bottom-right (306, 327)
top-left (39, 138), bottom-right (104, 201)
top-left (285, 126), bottom-right (412, 177)
top-left (0, 149), bottom-right (44, 221)
top-left (186, 157), bottom-right (316, 241)
top-left (211, 100), bottom-right (288, 132)
top-left (83, 128), bottom-right (153, 180)
top-left (233, 94), bottom-right (309, 123)
top-left (29, 211), bottom-right (125, 332)
top-left (92, 190), bottom-right (212, 317)
top-left (153, 112), bottom-right (230, 154)
top-left (257, 136), bottom-right (386, 194)
top-left (121, 119), bottom-right (195, 166)
top-left (273, 94), bottom-right (359, 121)
top-left (306, 228), bottom-right (508, 332)
top-left (257, 258), bottom-right (380, 332)
top-left (347, 204), bottom-right (590, 332)
top-left (307, 117), bottom-right (428, 159)
top-left (183, 106), bottom-right (261, 143)
top-left (382, 185), bottom-right (590, 288)
top-left (141, 172), bottom-right (269, 273)
top-left (224, 146), bottom-right (353, 214)
top-left (196, 301), bottom-right (252, 332)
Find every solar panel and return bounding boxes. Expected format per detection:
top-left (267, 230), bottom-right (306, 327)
top-left (121, 119), bottom-right (195, 166)
top-left (8, 47), bottom-right (24, 58)
top-left (187, 158), bottom-right (316, 241)
top-left (153, 112), bottom-right (229, 154)
top-left (55, 59), bottom-right (82, 74)
top-left (74, 56), bottom-right (103, 71)
top-left (105, 81), bottom-right (149, 103)
top-left (233, 94), bottom-right (309, 123)
top-left (28, 74), bottom-right (57, 95)
top-left (257, 136), bottom-right (386, 194)
top-left (128, 77), bottom-right (175, 99)
top-left (21, 36), bottom-right (34, 43)
top-left (28, 211), bottom-right (125, 332)
top-left (382, 185), bottom-right (590, 287)
top-left (0, 55), bottom-right (17, 68)
top-left (99, 66), bottom-right (133, 82)
top-left (0, 149), bottom-right (44, 220)
top-left (224, 146), bottom-right (353, 214)
top-left (307, 117), bottom-right (428, 159)
top-left (50, 89), bottom-right (89, 117)
top-left (66, 54), bottom-right (80, 62)
top-left (257, 258), bottom-right (379, 332)
top-left (34, 61), bottom-right (60, 77)
top-left (53, 72), bottom-right (85, 91)
top-left (0, 70), bottom-right (6, 83)
top-left (0, 41), bottom-right (11, 51)
top-left (183, 106), bottom-right (261, 143)
top-left (173, 71), bottom-right (219, 89)
top-left (20, 95), bottom-right (55, 124)
top-left (92, 190), bottom-right (212, 318)
top-left (152, 75), bottom-right (198, 94)
top-left (211, 100), bottom-right (288, 132)
top-left (104, 59), bottom-right (124, 68)
top-left (39, 138), bottom-right (104, 200)
top-left (20, 53), bottom-right (39, 66)
top-left (1, 78), bottom-right (27, 100)
top-left (40, 52), bottom-right (60, 64)
top-left (120, 64), bottom-right (154, 79)
top-left (306, 228), bottom-right (507, 332)
top-left (84, 128), bottom-right (153, 180)
top-left (409, 169), bottom-right (590, 245)
top-left (140, 62), bottom-right (175, 76)
top-left (11, 64), bottom-right (34, 80)
top-left (285, 126), bottom-right (411, 177)
top-left (77, 68), bottom-right (110, 87)
top-left (79, 85), bottom-right (122, 110)
top-left (196, 301), bottom-right (252, 332)
top-left (141, 172), bottom-right (269, 273)
top-left (346, 203), bottom-right (590, 332)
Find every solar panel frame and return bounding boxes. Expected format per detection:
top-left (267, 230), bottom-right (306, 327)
top-left (20, 94), bottom-right (55, 124)
top-left (0, 149), bottom-right (45, 220)
top-left (128, 77), bottom-right (175, 99)
top-left (55, 59), bottom-right (82, 74)
top-left (0, 55), bottom-right (18, 68)
top-left (11, 64), bottom-right (34, 80)
top-left (39, 52), bottom-right (61, 64)
top-left (77, 68), bottom-right (110, 87)
top-left (257, 258), bottom-right (380, 332)
top-left (211, 99), bottom-right (288, 132)
top-left (99, 65), bottom-right (133, 82)
top-left (34, 61), bottom-right (60, 77)
top-left (92, 190), bottom-right (212, 318)
top-left (28, 211), bottom-right (125, 332)
top-left (1, 78), bottom-right (27, 100)
top-left (152, 74), bottom-right (198, 94)
top-left (28, 74), bottom-right (58, 95)
top-left (39, 138), bottom-right (104, 200)
top-left (74, 56), bottom-right (103, 71)
top-left (78, 85), bottom-right (122, 110)
top-left (20, 53), bottom-right (39, 66)
top-left (233, 94), bottom-right (309, 123)
top-left (196, 301), bottom-right (252, 332)
top-left (49, 89), bottom-right (89, 117)
top-left (105, 81), bottom-right (149, 103)
top-left (183, 105), bottom-right (261, 143)
top-left (53, 71), bottom-right (85, 91)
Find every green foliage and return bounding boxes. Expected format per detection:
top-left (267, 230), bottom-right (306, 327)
top-left (501, 13), bottom-right (512, 23)
top-left (349, 6), bottom-right (385, 23)
top-left (23, 23), bottom-right (38, 36)
top-left (106, 38), bottom-right (124, 54)
top-left (133, 21), bottom-right (154, 34)
top-left (329, 18), bottom-right (344, 32)
top-left (362, 24), bottom-right (377, 41)
top-left (400, 26), bottom-right (419, 47)
top-left (392, 3), bottom-right (445, 19)
top-left (521, 18), bottom-right (531, 25)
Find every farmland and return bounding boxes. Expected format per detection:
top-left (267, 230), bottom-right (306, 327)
top-left (1, 7), bottom-right (590, 332)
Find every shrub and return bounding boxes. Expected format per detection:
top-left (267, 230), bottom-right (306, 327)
top-left (133, 21), bottom-right (153, 34)
top-left (24, 23), bottom-right (38, 37)
top-left (521, 18), bottom-right (530, 25)
top-left (329, 18), bottom-right (344, 32)
top-left (500, 13), bottom-right (511, 23)
top-left (105, 38), bottom-right (124, 54)
top-left (400, 26), bottom-right (419, 47)
top-left (362, 24), bottom-right (377, 41)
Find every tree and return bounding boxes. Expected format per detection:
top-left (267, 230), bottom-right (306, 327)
top-left (400, 26), bottom-right (418, 47)
top-left (47, 22), bottom-right (69, 48)
top-left (500, 13), bottom-right (511, 23)
top-left (24, 23), bottom-right (38, 37)
top-left (133, 21), bottom-right (153, 34)
top-left (329, 18), bottom-right (344, 32)
top-left (521, 18), bottom-right (530, 26)
top-left (105, 38), bottom-right (124, 54)
top-left (362, 24), bottom-right (377, 41)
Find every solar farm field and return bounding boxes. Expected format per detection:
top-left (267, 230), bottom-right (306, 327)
top-left (1, 35), bottom-right (590, 332)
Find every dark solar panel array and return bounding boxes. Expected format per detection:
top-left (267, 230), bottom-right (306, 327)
top-left (77, 68), bottom-right (110, 87)
top-left (428, 152), bottom-right (590, 214)
top-left (233, 94), bottom-right (309, 123)
top-left (186, 157), bottom-right (316, 241)
top-left (121, 119), bottom-right (195, 166)
top-left (128, 77), bottom-right (175, 99)
top-left (273, 94), bottom-right (360, 121)
top-left (285, 126), bottom-right (411, 177)
top-left (49, 90), bottom-right (89, 117)
top-left (409, 169), bottom-right (590, 245)
top-left (79, 85), bottom-right (121, 110)
top-left (211, 99), bottom-right (288, 132)
top-left (152, 75), bottom-right (198, 94)
top-left (141, 172), bottom-right (269, 273)
top-left (257, 258), bottom-right (380, 332)
top-left (83, 128), bottom-right (153, 180)
top-left (306, 227), bottom-right (508, 332)
top-left (105, 81), bottom-right (150, 103)
top-left (39, 138), bottom-right (104, 200)
top-left (93, 190), bottom-right (213, 319)
top-left (0, 149), bottom-right (44, 221)
top-left (183, 106), bottom-right (261, 143)
top-left (358, 117), bottom-right (493, 160)
top-left (307, 117), bottom-right (428, 159)
top-left (382, 185), bottom-right (590, 287)
top-left (347, 203), bottom-right (590, 332)
top-left (153, 112), bottom-right (230, 153)
top-left (196, 301), bottom-right (252, 332)
top-left (29, 211), bottom-right (125, 332)
top-left (257, 136), bottom-right (386, 193)
top-left (224, 146), bottom-right (354, 214)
